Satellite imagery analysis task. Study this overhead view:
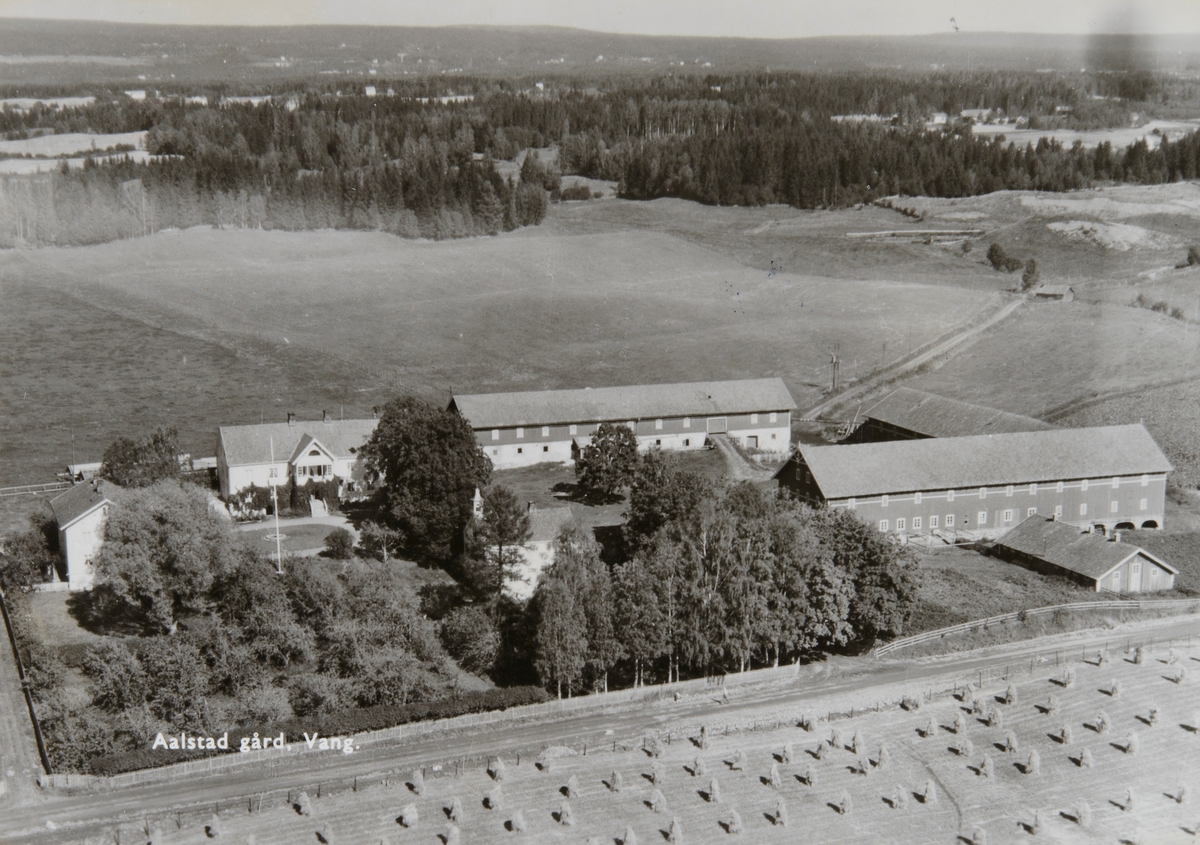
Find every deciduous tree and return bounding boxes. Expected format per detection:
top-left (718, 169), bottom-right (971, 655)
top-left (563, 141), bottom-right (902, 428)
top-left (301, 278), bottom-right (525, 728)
top-left (576, 422), bottom-right (639, 498)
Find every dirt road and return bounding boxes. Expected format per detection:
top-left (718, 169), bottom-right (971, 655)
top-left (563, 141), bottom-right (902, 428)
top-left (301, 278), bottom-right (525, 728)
top-left (0, 597), bottom-right (43, 811)
top-left (802, 296), bottom-right (1026, 422)
top-left (708, 434), bottom-right (775, 482)
top-left (5, 612), bottom-right (1199, 843)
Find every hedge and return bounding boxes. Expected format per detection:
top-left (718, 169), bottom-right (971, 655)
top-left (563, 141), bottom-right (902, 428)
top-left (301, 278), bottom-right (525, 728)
top-left (84, 686), bottom-right (550, 776)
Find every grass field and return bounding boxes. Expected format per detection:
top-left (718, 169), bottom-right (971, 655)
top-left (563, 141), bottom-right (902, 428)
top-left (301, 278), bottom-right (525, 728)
top-left (105, 640), bottom-right (1200, 845)
top-left (2, 221), bottom-right (993, 485)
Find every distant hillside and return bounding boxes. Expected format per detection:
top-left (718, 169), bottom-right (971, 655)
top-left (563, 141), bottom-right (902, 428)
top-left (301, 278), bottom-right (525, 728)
top-left (1, 18), bottom-right (1198, 90)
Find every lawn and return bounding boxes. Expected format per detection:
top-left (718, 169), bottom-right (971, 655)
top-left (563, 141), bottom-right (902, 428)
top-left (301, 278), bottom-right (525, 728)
top-left (238, 522), bottom-right (347, 554)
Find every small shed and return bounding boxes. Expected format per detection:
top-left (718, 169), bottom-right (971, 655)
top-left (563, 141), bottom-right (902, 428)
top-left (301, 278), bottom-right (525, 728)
top-left (1031, 285), bottom-right (1075, 302)
top-left (993, 516), bottom-right (1176, 593)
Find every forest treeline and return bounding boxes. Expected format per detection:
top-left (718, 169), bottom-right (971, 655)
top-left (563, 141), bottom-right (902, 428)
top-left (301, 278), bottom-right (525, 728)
top-left (1, 69), bottom-right (1199, 245)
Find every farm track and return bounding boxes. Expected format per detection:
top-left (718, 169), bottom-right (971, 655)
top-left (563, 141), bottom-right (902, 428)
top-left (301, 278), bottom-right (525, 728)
top-left (0, 596), bottom-right (43, 810)
top-left (801, 296), bottom-right (1026, 422)
top-left (708, 434), bottom-right (775, 482)
top-left (5, 613), bottom-right (1200, 842)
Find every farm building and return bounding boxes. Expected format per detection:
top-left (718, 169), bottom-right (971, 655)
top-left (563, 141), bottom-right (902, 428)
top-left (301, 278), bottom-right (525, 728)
top-left (48, 479), bottom-right (116, 591)
top-left (775, 424), bottom-right (1172, 541)
top-left (503, 505), bottom-right (574, 600)
top-left (994, 515), bottom-right (1177, 592)
top-left (216, 413), bottom-right (377, 498)
top-left (841, 387), bottom-right (1051, 444)
top-left (450, 378), bottom-right (796, 470)
top-left (1031, 285), bottom-right (1075, 301)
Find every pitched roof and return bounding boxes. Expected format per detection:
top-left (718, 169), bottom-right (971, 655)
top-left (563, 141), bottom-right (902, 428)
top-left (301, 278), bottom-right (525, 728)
top-left (858, 387), bottom-right (1052, 438)
top-left (451, 378), bottom-right (796, 430)
top-left (1033, 285), bottom-right (1074, 296)
top-left (528, 506), bottom-right (574, 543)
top-left (218, 419), bottom-right (377, 467)
top-left (50, 480), bottom-right (115, 528)
top-left (996, 516), bottom-right (1177, 580)
top-left (796, 424), bottom-right (1172, 499)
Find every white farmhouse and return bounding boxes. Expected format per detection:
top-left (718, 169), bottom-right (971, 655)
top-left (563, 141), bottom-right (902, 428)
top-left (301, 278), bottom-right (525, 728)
top-left (216, 413), bottom-right (377, 499)
top-left (504, 505), bottom-right (573, 601)
top-left (48, 479), bottom-right (116, 591)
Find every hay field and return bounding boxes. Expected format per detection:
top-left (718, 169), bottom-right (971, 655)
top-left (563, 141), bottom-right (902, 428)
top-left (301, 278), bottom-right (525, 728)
top-left (104, 642), bottom-right (1200, 845)
top-left (0, 131), bottom-right (145, 157)
top-left (3, 224), bottom-right (993, 483)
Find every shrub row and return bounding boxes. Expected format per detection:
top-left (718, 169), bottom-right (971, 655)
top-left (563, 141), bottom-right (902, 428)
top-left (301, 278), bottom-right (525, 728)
top-left (84, 686), bottom-right (550, 777)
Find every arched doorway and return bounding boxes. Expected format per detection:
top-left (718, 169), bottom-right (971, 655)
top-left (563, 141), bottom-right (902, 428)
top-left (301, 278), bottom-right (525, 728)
top-left (1140, 520), bottom-right (1159, 529)
top-left (1114, 522), bottom-right (1136, 531)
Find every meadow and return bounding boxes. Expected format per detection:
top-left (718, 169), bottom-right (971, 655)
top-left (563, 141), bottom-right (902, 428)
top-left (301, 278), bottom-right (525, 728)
top-left (2, 220), bottom-right (993, 485)
top-left (84, 640), bottom-right (1200, 845)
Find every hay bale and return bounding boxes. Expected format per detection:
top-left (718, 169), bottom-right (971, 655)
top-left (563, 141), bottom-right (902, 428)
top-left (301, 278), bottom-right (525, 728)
top-left (1026, 750), bottom-right (1040, 775)
top-left (850, 730), bottom-right (865, 755)
top-left (1005, 684), bottom-right (1018, 705)
top-left (1046, 694), bottom-right (1059, 715)
top-left (1004, 731), bottom-right (1019, 752)
top-left (1077, 800), bottom-right (1091, 827)
top-left (510, 809), bottom-right (525, 833)
top-left (611, 770), bottom-right (624, 791)
top-left (622, 825), bottom-right (637, 845)
top-left (566, 774), bottom-right (580, 797)
top-left (980, 755), bottom-right (994, 779)
top-left (838, 790), bottom-right (853, 815)
top-left (729, 749), bottom-right (747, 771)
top-left (781, 742), bottom-right (794, 764)
top-left (444, 825), bottom-right (460, 845)
top-left (206, 814), bottom-right (222, 838)
top-left (1079, 747), bottom-right (1093, 768)
top-left (924, 717), bottom-right (938, 738)
top-left (398, 804), bottom-right (418, 828)
top-left (924, 781), bottom-right (937, 805)
top-left (727, 810), bottom-right (743, 834)
top-left (709, 777), bottom-right (721, 804)
top-left (892, 785), bottom-right (908, 811)
top-left (488, 758), bottom-right (506, 782)
top-left (691, 758), bottom-right (704, 778)
top-left (558, 800), bottom-right (574, 826)
top-left (485, 786), bottom-right (504, 811)
top-left (668, 817), bottom-right (682, 843)
top-left (648, 789), bottom-right (666, 813)
top-left (315, 823), bottom-right (334, 845)
top-left (447, 797), bottom-right (464, 824)
top-left (769, 762), bottom-right (782, 788)
top-left (1125, 731), bottom-right (1139, 754)
top-left (803, 765), bottom-right (816, 787)
top-left (409, 769), bottom-right (424, 796)
top-left (774, 798), bottom-right (789, 827)
top-left (700, 726), bottom-right (710, 749)
top-left (296, 792), bottom-right (314, 817)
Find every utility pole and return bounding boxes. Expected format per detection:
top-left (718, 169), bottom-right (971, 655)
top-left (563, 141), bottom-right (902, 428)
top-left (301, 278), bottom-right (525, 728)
top-left (269, 436), bottom-right (283, 574)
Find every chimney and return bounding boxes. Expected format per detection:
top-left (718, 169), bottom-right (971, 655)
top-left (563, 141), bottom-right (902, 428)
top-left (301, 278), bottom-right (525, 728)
top-left (372, 405), bottom-right (380, 419)
top-left (1113, 530), bottom-right (1121, 543)
top-left (287, 412), bottom-right (296, 426)
top-left (322, 409), bottom-right (330, 424)
top-left (527, 501), bottom-right (535, 513)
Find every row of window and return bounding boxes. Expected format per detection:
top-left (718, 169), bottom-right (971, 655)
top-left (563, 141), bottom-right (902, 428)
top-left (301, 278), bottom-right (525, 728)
top-left (489, 412), bottom-right (782, 441)
top-left (880, 499), bottom-right (1152, 532)
top-left (491, 436), bottom-right (702, 458)
top-left (868, 477), bottom-right (1153, 508)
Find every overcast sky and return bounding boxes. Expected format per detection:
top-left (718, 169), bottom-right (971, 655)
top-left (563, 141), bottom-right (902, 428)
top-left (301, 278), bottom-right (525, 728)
top-left (0, 0), bottom-right (1197, 37)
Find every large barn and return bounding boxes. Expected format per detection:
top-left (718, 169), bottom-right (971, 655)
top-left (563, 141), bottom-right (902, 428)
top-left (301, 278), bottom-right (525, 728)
top-left (450, 378), bottom-right (797, 470)
top-left (994, 516), bottom-right (1177, 593)
top-left (775, 424), bottom-right (1172, 541)
top-left (841, 387), bottom-right (1052, 444)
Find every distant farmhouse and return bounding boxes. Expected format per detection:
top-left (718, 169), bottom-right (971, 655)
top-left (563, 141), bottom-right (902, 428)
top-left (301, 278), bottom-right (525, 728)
top-left (506, 505), bottom-right (574, 600)
top-left (1031, 285), bottom-right (1074, 302)
top-left (841, 387), bottom-right (1051, 444)
top-left (775, 424), bottom-right (1171, 541)
top-left (48, 479), bottom-right (116, 591)
top-left (450, 378), bottom-right (796, 470)
top-left (216, 412), bottom-right (377, 498)
top-left (995, 516), bottom-right (1177, 593)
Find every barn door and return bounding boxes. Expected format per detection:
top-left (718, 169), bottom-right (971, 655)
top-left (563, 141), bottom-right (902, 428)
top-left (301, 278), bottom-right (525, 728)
top-left (707, 417), bottom-right (727, 433)
top-left (1129, 561), bottom-right (1142, 592)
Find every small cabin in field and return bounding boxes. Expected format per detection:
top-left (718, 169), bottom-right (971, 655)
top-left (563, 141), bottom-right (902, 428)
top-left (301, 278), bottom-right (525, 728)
top-left (1031, 285), bottom-right (1075, 302)
top-left (48, 479), bottom-right (116, 591)
top-left (993, 515), bottom-right (1176, 593)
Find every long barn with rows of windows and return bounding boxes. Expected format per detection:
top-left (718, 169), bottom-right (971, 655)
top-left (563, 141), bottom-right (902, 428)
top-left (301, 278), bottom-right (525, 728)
top-left (450, 378), bottom-right (797, 470)
top-left (775, 423), bottom-right (1172, 541)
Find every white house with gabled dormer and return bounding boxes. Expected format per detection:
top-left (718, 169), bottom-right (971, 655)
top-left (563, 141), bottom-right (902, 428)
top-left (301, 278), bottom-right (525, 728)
top-left (216, 412), bottom-right (377, 498)
top-left (48, 479), bottom-right (117, 591)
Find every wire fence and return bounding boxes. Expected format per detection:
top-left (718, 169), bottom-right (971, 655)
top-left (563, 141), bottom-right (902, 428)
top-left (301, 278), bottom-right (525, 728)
top-left (874, 598), bottom-right (1200, 656)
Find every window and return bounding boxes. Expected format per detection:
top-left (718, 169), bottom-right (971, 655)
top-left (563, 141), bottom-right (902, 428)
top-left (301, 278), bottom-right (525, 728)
top-left (946, 514), bottom-right (955, 527)
top-left (849, 497), bottom-right (857, 509)
top-left (1110, 501), bottom-right (1119, 513)
top-left (1079, 503), bottom-right (1088, 515)
top-left (1028, 507), bottom-right (1037, 516)
top-left (881, 494), bottom-right (889, 508)
top-left (517, 447), bottom-right (523, 454)
top-left (627, 420), bottom-right (636, 431)
top-left (1112, 476), bottom-right (1120, 489)
top-left (930, 515), bottom-right (939, 529)
top-left (1140, 498), bottom-right (1148, 511)
top-left (1030, 482), bottom-right (1037, 495)
top-left (979, 487), bottom-right (987, 499)
top-left (1003, 509), bottom-right (1014, 522)
top-left (1057, 481), bottom-right (1064, 493)
top-left (655, 419), bottom-right (663, 430)
top-left (492, 449), bottom-right (499, 456)
top-left (914, 492), bottom-right (922, 504)
top-left (542, 426), bottom-right (550, 437)
top-left (269, 467), bottom-right (278, 478)
top-left (947, 489), bottom-right (955, 502)
top-left (655, 439), bottom-right (662, 446)
top-left (879, 520), bottom-right (889, 532)
top-left (978, 510), bottom-right (988, 525)
top-left (1055, 505), bottom-right (1063, 518)
top-left (1141, 474), bottom-right (1149, 487)
top-left (751, 413), bottom-right (759, 424)
top-left (491, 429), bottom-right (499, 441)
top-left (770, 412), bottom-right (778, 423)
top-left (569, 424), bottom-right (578, 435)
top-left (684, 438), bottom-right (690, 447)
top-left (912, 517), bottom-right (922, 530)
top-left (1006, 485), bottom-right (1013, 497)
top-left (683, 417), bottom-right (691, 428)
top-left (896, 518), bottom-right (906, 531)
top-left (543, 446), bottom-right (549, 453)
top-left (771, 433), bottom-right (777, 439)
top-left (1081, 479), bottom-right (1088, 491)
top-left (516, 427), bottom-right (524, 439)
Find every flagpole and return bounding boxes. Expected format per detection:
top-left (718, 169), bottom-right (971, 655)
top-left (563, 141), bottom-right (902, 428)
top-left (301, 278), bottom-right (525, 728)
top-left (270, 436), bottom-right (283, 574)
